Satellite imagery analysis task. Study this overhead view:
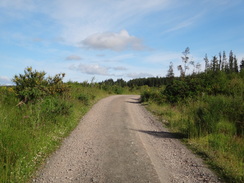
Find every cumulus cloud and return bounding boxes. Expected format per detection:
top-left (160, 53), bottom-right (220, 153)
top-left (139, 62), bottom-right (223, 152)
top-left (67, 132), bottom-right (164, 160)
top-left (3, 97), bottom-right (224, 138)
top-left (82, 30), bottom-right (144, 51)
top-left (47, 0), bottom-right (170, 44)
top-left (126, 72), bottom-right (154, 79)
top-left (0, 76), bottom-right (13, 85)
top-left (65, 55), bottom-right (82, 60)
top-left (112, 66), bottom-right (127, 71)
top-left (70, 63), bottom-right (110, 76)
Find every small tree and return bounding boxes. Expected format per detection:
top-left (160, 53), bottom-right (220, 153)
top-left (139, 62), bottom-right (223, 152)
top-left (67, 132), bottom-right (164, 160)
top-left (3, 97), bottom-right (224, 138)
top-left (229, 50), bottom-right (234, 72)
top-left (211, 56), bottom-right (219, 72)
top-left (223, 51), bottom-right (229, 72)
top-left (233, 56), bottom-right (239, 73)
top-left (204, 54), bottom-right (210, 72)
top-left (177, 65), bottom-right (184, 77)
top-left (182, 47), bottom-right (190, 76)
top-left (166, 62), bottom-right (174, 78)
top-left (12, 67), bottom-right (67, 103)
top-left (219, 52), bottom-right (222, 71)
top-left (179, 47), bottom-right (193, 77)
top-left (240, 59), bottom-right (244, 71)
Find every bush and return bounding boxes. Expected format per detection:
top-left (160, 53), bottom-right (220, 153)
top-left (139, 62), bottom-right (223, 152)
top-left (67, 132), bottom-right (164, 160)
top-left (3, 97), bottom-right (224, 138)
top-left (77, 94), bottom-right (90, 105)
top-left (41, 97), bottom-right (72, 117)
top-left (141, 88), bottom-right (164, 104)
top-left (163, 80), bottom-right (190, 103)
top-left (192, 95), bottom-right (243, 137)
top-left (12, 67), bottom-right (67, 103)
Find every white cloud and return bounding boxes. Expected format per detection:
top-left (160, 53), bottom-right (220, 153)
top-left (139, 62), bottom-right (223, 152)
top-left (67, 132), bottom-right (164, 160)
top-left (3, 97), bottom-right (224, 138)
top-left (82, 30), bottom-right (144, 51)
top-left (70, 63), bottom-right (110, 76)
top-left (69, 63), bottom-right (129, 76)
top-left (163, 13), bottom-right (203, 34)
top-left (112, 66), bottom-right (127, 71)
top-left (65, 55), bottom-right (82, 61)
top-left (45, 0), bottom-right (170, 45)
top-left (0, 0), bottom-right (34, 10)
top-left (0, 76), bottom-right (13, 85)
top-left (0, 0), bottom-right (171, 45)
top-left (126, 72), bottom-right (154, 79)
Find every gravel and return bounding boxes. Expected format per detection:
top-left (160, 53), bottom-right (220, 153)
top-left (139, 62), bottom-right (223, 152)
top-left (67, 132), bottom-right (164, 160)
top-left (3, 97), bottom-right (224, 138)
top-left (33, 95), bottom-right (222, 183)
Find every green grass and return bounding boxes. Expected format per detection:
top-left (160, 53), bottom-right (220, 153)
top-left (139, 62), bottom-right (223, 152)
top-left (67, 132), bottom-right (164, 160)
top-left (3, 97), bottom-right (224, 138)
top-left (143, 97), bottom-right (244, 182)
top-left (0, 84), bottom-right (110, 183)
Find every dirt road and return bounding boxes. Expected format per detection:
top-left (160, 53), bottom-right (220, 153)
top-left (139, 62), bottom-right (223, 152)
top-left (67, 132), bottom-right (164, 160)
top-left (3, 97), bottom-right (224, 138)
top-left (33, 95), bottom-right (221, 183)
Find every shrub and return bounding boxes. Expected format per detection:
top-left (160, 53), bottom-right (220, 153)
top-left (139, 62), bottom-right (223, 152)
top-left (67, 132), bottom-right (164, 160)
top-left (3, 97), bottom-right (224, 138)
top-left (141, 88), bottom-right (164, 104)
top-left (12, 67), bottom-right (67, 103)
top-left (163, 80), bottom-right (190, 103)
top-left (77, 94), bottom-right (90, 105)
top-left (192, 95), bottom-right (243, 137)
top-left (41, 97), bottom-right (72, 117)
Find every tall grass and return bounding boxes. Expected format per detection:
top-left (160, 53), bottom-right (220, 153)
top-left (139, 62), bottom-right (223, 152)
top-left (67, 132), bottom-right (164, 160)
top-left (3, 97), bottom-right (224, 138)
top-left (141, 90), bottom-right (244, 182)
top-left (0, 84), bottom-right (109, 183)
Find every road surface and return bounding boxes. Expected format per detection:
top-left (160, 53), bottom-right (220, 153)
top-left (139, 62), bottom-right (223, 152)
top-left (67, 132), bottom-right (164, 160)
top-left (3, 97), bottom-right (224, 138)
top-left (33, 95), bottom-right (221, 183)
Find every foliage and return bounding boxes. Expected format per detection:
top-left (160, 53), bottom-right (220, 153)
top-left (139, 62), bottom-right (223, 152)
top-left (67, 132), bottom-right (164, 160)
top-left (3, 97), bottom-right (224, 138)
top-left (139, 49), bottom-right (244, 182)
top-left (0, 81), bottom-right (111, 183)
top-left (12, 67), bottom-right (68, 103)
top-left (140, 87), bottom-right (164, 104)
top-left (166, 62), bottom-right (174, 78)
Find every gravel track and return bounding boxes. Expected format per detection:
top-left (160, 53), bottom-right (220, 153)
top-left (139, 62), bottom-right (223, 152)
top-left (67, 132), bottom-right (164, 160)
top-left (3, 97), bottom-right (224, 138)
top-left (33, 95), bottom-right (222, 183)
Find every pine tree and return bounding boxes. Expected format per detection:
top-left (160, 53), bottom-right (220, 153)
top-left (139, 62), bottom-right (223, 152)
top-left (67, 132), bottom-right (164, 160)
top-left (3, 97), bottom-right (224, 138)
top-left (223, 51), bottom-right (228, 72)
top-left (240, 59), bottom-right (244, 71)
top-left (233, 56), bottom-right (239, 73)
top-left (219, 52), bottom-right (222, 71)
top-left (204, 54), bottom-right (209, 72)
top-left (166, 62), bottom-right (174, 78)
top-left (212, 56), bottom-right (219, 72)
top-left (229, 50), bottom-right (234, 72)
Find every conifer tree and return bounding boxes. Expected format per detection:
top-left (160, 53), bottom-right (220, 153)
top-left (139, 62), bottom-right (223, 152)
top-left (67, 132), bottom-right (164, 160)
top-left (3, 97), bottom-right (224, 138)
top-left (229, 50), bottom-right (234, 72)
top-left (166, 62), bottom-right (174, 78)
top-left (212, 56), bottom-right (219, 72)
top-left (233, 56), bottom-right (239, 73)
top-left (219, 52), bottom-right (222, 70)
top-left (204, 54), bottom-right (209, 72)
top-left (223, 51), bottom-right (228, 72)
top-left (240, 59), bottom-right (244, 71)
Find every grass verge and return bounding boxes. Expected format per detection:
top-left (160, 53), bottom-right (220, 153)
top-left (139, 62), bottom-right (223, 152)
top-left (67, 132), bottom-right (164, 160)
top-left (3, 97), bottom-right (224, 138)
top-left (143, 100), bottom-right (244, 183)
top-left (0, 84), bottom-right (109, 183)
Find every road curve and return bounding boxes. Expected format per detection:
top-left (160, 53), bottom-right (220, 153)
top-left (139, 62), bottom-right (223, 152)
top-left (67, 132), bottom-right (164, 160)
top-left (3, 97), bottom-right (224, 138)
top-left (33, 95), bottom-right (221, 183)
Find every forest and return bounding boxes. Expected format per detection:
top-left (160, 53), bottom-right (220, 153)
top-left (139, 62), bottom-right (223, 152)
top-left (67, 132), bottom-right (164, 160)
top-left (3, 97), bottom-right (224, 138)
top-left (0, 48), bottom-right (243, 182)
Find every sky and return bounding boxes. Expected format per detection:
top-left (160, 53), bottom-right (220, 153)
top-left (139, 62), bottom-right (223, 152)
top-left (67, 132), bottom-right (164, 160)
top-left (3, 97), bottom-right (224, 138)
top-left (0, 0), bottom-right (244, 85)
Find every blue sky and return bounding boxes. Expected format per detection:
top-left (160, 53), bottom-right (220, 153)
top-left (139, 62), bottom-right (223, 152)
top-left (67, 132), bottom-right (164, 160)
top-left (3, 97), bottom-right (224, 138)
top-left (0, 0), bottom-right (243, 85)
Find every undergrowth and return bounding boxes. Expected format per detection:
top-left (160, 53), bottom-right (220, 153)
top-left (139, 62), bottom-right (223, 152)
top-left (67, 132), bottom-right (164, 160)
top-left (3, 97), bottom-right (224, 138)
top-left (143, 95), bottom-right (244, 182)
top-left (0, 83), bottom-right (110, 183)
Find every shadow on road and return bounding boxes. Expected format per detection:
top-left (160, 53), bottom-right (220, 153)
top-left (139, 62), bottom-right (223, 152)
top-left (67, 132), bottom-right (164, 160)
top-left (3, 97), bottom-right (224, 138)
top-left (126, 97), bottom-right (141, 104)
top-left (130, 129), bottom-right (186, 139)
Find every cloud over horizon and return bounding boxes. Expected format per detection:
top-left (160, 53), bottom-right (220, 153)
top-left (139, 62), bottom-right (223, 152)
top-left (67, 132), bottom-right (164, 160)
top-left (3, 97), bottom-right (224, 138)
top-left (0, 76), bottom-right (13, 85)
top-left (82, 30), bottom-right (144, 51)
top-left (70, 63), bottom-right (110, 76)
top-left (65, 55), bottom-right (82, 61)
